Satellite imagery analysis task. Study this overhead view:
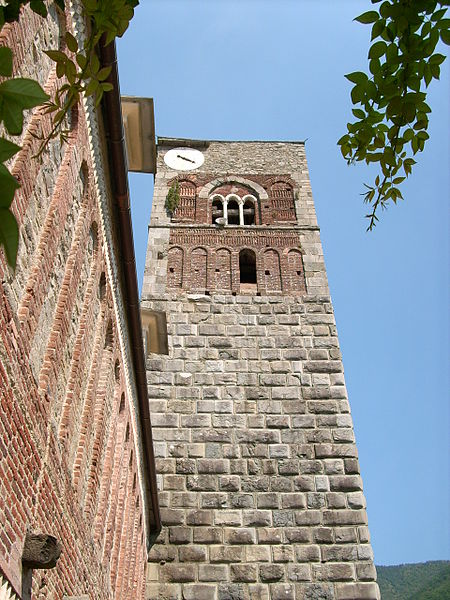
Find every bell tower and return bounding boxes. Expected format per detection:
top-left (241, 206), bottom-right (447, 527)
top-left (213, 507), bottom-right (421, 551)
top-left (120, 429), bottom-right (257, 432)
top-left (142, 138), bottom-right (380, 600)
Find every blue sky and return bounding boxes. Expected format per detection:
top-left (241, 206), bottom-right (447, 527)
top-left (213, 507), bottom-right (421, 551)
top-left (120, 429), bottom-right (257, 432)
top-left (117, 0), bottom-right (449, 566)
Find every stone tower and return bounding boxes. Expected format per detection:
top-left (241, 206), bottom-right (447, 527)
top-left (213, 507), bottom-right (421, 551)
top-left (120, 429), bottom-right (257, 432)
top-left (142, 138), bottom-right (380, 600)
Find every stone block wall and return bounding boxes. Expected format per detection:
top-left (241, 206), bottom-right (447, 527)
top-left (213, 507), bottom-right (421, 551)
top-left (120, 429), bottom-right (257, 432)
top-left (0, 4), bottom-right (149, 598)
top-left (142, 293), bottom-right (379, 600)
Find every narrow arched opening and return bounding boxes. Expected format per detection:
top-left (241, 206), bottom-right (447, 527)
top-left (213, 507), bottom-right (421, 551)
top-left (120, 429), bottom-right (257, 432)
top-left (227, 199), bottom-right (240, 225)
top-left (212, 197), bottom-right (223, 224)
top-left (239, 249), bottom-right (257, 291)
top-left (243, 199), bottom-right (255, 225)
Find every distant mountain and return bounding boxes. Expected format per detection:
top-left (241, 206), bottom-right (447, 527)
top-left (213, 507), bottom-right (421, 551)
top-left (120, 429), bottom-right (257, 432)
top-left (376, 560), bottom-right (450, 599)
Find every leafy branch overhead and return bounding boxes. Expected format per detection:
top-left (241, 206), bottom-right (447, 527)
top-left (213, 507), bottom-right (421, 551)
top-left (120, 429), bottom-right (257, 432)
top-left (0, 0), bottom-right (139, 270)
top-left (338, 0), bottom-right (449, 230)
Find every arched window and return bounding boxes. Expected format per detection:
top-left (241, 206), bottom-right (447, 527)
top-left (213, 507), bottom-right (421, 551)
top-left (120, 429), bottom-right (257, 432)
top-left (227, 197), bottom-right (240, 225)
top-left (264, 249), bottom-right (282, 292)
top-left (215, 248), bottom-right (232, 291)
top-left (211, 195), bottom-right (223, 224)
top-left (167, 246), bottom-right (184, 289)
top-left (239, 249), bottom-right (257, 286)
top-left (173, 181), bottom-right (196, 221)
top-left (190, 247), bottom-right (208, 291)
top-left (287, 249), bottom-right (305, 293)
top-left (270, 181), bottom-right (296, 222)
top-left (243, 198), bottom-right (255, 225)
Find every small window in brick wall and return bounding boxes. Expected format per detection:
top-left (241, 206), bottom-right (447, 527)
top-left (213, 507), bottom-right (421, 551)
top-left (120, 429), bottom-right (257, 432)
top-left (239, 249), bottom-right (257, 287)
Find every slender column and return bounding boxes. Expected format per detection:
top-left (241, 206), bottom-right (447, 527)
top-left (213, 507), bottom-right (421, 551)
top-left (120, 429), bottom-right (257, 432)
top-left (239, 200), bottom-right (244, 225)
top-left (223, 199), bottom-right (228, 224)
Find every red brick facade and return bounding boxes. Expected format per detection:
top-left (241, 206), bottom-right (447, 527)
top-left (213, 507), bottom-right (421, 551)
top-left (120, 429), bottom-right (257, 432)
top-left (0, 6), bottom-right (152, 599)
top-left (167, 176), bottom-right (305, 295)
top-left (171, 175), bottom-right (297, 227)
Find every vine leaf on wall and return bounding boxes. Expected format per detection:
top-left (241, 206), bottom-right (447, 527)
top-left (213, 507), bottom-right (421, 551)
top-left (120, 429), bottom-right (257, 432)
top-left (0, 0), bottom-right (139, 271)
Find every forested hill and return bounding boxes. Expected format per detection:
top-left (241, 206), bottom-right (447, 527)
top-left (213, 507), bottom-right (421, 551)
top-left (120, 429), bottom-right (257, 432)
top-left (376, 561), bottom-right (450, 599)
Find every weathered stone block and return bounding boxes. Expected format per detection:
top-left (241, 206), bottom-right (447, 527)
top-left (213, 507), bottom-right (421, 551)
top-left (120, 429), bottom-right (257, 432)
top-left (259, 564), bottom-right (284, 582)
top-left (182, 584), bottom-right (216, 600)
top-left (161, 564), bottom-right (196, 583)
top-left (313, 563), bottom-right (355, 581)
top-left (224, 527), bottom-right (256, 545)
top-left (210, 546), bottom-right (244, 563)
top-left (230, 563), bottom-right (258, 582)
top-left (199, 564), bottom-right (229, 581)
top-left (179, 545), bottom-right (207, 562)
top-left (335, 582), bottom-right (380, 599)
top-left (169, 527), bottom-right (192, 544)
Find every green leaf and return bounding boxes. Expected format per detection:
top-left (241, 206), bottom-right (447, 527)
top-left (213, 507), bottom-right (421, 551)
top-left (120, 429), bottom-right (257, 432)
top-left (371, 19), bottom-right (385, 40)
top-left (65, 59), bottom-right (77, 84)
top-left (429, 53), bottom-right (446, 65)
top-left (0, 138), bottom-right (21, 162)
top-left (0, 163), bottom-right (20, 208)
top-left (355, 11), bottom-right (379, 24)
top-left (45, 49), bottom-right (68, 63)
top-left (56, 61), bottom-right (65, 78)
top-left (65, 32), bottom-right (78, 53)
top-left (403, 129), bottom-right (414, 141)
top-left (352, 108), bottom-right (365, 119)
top-left (430, 63), bottom-right (441, 79)
top-left (345, 71), bottom-right (368, 84)
top-left (351, 84), bottom-right (364, 104)
top-left (0, 78), bottom-right (49, 135)
top-left (97, 66), bottom-right (111, 82)
top-left (440, 29), bottom-right (450, 44)
top-left (101, 82), bottom-right (114, 92)
top-left (84, 78), bottom-right (99, 97)
top-left (76, 53), bottom-right (88, 70)
top-left (0, 206), bottom-right (19, 269)
top-left (369, 41), bottom-right (387, 59)
top-left (90, 53), bottom-right (100, 75)
top-left (30, 0), bottom-right (48, 18)
top-left (95, 88), bottom-right (104, 107)
top-left (431, 8), bottom-right (447, 22)
top-left (0, 47), bottom-right (13, 77)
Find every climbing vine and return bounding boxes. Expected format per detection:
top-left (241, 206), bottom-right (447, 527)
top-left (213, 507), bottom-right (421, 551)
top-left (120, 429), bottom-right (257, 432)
top-left (0, 0), bottom-right (138, 269)
top-left (165, 179), bottom-right (180, 215)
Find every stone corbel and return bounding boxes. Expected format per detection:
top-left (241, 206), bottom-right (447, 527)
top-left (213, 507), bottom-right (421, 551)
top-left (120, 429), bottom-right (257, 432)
top-left (22, 532), bottom-right (62, 570)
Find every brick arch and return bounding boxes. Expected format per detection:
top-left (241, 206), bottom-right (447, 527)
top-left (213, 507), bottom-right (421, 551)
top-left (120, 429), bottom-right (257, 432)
top-left (263, 248), bottom-right (282, 292)
top-left (173, 179), bottom-right (196, 221)
top-left (269, 179), bottom-right (296, 222)
top-left (215, 247), bottom-right (232, 291)
top-left (167, 246), bottom-right (184, 289)
top-left (286, 248), bottom-right (306, 293)
top-left (264, 175), bottom-right (297, 189)
top-left (198, 176), bottom-right (269, 200)
top-left (189, 246), bottom-right (208, 291)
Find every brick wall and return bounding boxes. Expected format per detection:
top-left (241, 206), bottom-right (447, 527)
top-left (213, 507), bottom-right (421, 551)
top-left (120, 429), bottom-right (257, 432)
top-left (0, 5), bottom-right (148, 598)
